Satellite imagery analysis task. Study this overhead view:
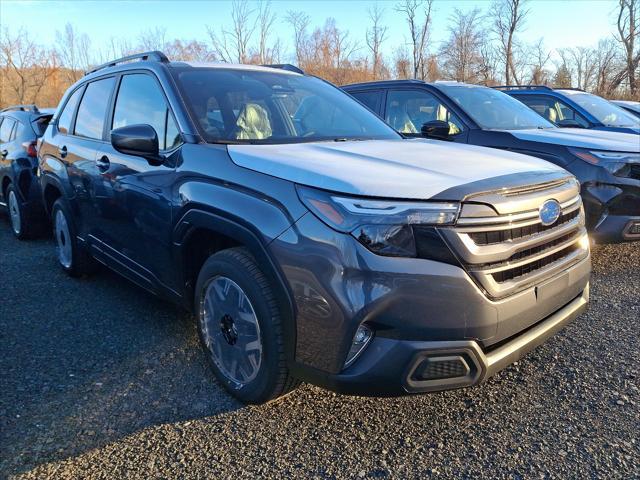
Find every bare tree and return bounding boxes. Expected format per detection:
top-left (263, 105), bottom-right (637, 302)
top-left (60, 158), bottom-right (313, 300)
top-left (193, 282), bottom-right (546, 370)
top-left (366, 4), bottom-right (388, 80)
top-left (528, 39), bottom-right (551, 85)
top-left (492, 0), bottom-right (529, 85)
top-left (207, 0), bottom-right (256, 63)
top-left (439, 8), bottom-right (485, 83)
top-left (55, 23), bottom-right (92, 82)
top-left (395, 0), bottom-right (434, 80)
top-left (254, 0), bottom-right (278, 63)
top-left (614, 0), bottom-right (639, 95)
top-left (0, 28), bottom-right (59, 105)
top-left (592, 38), bottom-right (620, 94)
top-left (393, 45), bottom-right (412, 79)
top-left (285, 10), bottom-right (310, 66)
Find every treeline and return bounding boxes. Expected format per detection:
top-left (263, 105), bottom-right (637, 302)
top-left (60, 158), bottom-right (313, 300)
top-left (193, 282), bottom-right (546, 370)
top-left (1, 0), bottom-right (638, 109)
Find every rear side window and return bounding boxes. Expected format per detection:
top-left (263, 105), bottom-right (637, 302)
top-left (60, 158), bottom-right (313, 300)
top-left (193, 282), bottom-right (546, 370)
top-left (0, 118), bottom-right (15, 143)
top-left (350, 90), bottom-right (382, 114)
top-left (57, 88), bottom-right (83, 134)
top-left (112, 74), bottom-right (179, 150)
top-left (13, 121), bottom-right (25, 140)
top-left (74, 77), bottom-right (115, 140)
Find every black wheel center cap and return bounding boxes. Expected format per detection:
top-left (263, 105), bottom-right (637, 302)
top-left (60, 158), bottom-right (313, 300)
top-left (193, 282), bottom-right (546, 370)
top-left (220, 314), bottom-right (238, 345)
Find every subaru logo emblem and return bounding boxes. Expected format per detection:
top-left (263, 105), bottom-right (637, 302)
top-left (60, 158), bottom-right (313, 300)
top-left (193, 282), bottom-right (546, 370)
top-left (539, 199), bottom-right (561, 226)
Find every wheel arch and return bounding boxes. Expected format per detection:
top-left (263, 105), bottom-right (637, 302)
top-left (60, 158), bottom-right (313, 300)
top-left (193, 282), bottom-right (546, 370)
top-left (174, 208), bottom-right (297, 363)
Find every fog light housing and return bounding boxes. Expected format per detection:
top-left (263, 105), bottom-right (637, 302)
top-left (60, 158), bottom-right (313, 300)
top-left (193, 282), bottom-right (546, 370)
top-left (344, 324), bottom-right (373, 368)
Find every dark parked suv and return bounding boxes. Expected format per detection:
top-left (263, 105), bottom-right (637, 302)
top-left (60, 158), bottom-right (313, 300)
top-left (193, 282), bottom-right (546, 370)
top-left (343, 81), bottom-right (640, 242)
top-left (0, 105), bottom-right (53, 238)
top-left (496, 86), bottom-right (640, 134)
top-left (39, 52), bottom-right (590, 403)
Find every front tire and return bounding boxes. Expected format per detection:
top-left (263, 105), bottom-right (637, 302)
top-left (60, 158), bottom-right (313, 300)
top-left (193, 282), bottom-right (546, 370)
top-left (195, 247), bottom-right (299, 404)
top-left (51, 198), bottom-right (96, 277)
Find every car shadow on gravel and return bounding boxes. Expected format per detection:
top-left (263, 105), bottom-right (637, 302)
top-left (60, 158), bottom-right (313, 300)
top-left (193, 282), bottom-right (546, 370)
top-left (0, 225), bottom-right (243, 475)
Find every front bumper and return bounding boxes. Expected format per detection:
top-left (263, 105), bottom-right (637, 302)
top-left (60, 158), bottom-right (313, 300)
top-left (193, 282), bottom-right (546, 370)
top-left (296, 285), bottom-right (589, 396)
top-left (571, 162), bottom-right (640, 243)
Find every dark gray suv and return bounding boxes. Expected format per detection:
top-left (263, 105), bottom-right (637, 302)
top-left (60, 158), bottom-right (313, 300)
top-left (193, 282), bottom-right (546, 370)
top-left (38, 52), bottom-right (591, 403)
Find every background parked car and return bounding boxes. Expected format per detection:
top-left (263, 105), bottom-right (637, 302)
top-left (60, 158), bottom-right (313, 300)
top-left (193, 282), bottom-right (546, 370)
top-left (343, 81), bottom-right (640, 243)
top-left (0, 105), bottom-right (53, 239)
top-left (612, 100), bottom-right (640, 119)
top-left (495, 86), bottom-right (640, 134)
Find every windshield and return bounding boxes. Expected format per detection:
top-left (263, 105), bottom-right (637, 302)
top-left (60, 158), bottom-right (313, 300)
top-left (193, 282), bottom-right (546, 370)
top-left (559, 91), bottom-right (640, 127)
top-left (173, 67), bottom-right (400, 144)
top-left (436, 84), bottom-right (554, 130)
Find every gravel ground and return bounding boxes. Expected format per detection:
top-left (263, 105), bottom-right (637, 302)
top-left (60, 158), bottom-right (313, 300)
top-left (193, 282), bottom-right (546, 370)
top-left (1, 219), bottom-right (639, 479)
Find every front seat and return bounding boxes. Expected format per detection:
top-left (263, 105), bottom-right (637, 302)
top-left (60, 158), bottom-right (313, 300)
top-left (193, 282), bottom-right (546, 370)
top-left (387, 102), bottom-right (417, 134)
top-left (543, 106), bottom-right (557, 123)
top-left (235, 103), bottom-right (272, 140)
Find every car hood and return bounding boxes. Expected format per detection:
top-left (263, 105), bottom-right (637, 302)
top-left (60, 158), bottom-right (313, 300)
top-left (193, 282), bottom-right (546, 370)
top-left (509, 128), bottom-right (640, 152)
top-left (227, 138), bottom-right (566, 200)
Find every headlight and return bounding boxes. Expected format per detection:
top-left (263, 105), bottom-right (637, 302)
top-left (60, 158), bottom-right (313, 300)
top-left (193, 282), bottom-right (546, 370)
top-left (569, 148), bottom-right (640, 176)
top-left (297, 185), bottom-right (460, 257)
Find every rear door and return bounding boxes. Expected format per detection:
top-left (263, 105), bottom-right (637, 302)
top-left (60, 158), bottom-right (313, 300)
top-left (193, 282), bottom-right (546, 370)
top-left (62, 76), bottom-right (117, 238)
top-left (90, 72), bottom-right (180, 292)
top-left (0, 116), bottom-right (17, 204)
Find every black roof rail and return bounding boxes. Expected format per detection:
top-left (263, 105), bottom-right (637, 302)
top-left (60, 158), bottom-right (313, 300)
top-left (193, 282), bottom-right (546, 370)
top-left (0, 104), bottom-right (40, 113)
top-left (492, 85), bottom-right (553, 91)
top-left (261, 64), bottom-right (304, 75)
top-left (85, 50), bottom-right (169, 76)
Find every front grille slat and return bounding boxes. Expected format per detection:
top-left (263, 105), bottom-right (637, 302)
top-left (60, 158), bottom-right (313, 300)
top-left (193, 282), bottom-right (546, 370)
top-left (440, 180), bottom-right (588, 299)
top-left (491, 244), bottom-right (580, 283)
top-left (469, 208), bottom-right (580, 245)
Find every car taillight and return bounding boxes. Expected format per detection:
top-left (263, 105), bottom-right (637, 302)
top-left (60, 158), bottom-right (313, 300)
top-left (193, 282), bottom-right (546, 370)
top-left (22, 141), bottom-right (37, 157)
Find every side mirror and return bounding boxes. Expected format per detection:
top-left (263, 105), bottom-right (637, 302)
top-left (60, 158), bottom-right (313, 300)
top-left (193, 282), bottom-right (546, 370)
top-left (111, 124), bottom-right (162, 166)
top-left (421, 120), bottom-right (450, 140)
top-left (556, 119), bottom-right (584, 129)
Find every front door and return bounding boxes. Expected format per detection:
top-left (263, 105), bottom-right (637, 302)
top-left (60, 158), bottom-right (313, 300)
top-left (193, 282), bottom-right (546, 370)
top-left (90, 72), bottom-right (181, 293)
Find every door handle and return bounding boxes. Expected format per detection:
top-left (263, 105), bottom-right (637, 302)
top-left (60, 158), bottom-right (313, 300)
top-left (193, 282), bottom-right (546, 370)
top-left (1, 149), bottom-right (8, 158)
top-left (96, 155), bottom-right (110, 172)
top-left (58, 146), bottom-right (67, 158)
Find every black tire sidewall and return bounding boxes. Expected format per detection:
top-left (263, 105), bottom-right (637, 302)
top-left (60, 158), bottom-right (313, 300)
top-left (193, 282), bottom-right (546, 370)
top-left (195, 251), bottom-right (282, 404)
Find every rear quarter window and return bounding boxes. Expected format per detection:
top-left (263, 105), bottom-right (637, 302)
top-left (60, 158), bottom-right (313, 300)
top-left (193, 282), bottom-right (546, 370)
top-left (349, 90), bottom-right (382, 113)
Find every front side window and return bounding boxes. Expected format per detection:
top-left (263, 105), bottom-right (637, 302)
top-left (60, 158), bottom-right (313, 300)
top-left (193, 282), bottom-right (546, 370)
top-left (437, 85), bottom-right (554, 130)
top-left (74, 77), bottom-right (115, 140)
top-left (559, 90), bottom-right (640, 128)
top-left (174, 68), bottom-right (399, 144)
top-left (0, 118), bottom-right (15, 143)
top-left (112, 74), bottom-right (180, 150)
top-left (386, 89), bottom-right (464, 135)
top-left (57, 87), bottom-right (83, 135)
top-left (514, 95), bottom-right (590, 128)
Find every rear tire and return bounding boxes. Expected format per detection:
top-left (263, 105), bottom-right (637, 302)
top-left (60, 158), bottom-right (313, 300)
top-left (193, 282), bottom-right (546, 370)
top-left (195, 247), bottom-right (299, 404)
top-left (6, 184), bottom-right (34, 240)
top-left (51, 198), bottom-right (96, 277)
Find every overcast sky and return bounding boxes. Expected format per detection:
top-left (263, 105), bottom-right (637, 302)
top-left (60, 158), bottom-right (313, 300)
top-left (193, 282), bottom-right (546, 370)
top-left (1, 0), bottom-right (622, 62)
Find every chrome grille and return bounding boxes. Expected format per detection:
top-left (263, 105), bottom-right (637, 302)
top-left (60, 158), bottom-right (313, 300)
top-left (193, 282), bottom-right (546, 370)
top-left (439, 177), bottom-right (589, 299)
